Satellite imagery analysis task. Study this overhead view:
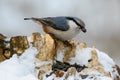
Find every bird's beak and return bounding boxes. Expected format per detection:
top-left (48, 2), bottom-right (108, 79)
top-left (81, 28), bottom-right (87, 33)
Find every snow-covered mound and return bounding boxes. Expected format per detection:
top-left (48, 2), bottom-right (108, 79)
top-left (37, 46), bottom-right (119, 80)
top-left (0, 46), bottom-right (119, 80)
top-left (0, 33), bottom-right (119, 80)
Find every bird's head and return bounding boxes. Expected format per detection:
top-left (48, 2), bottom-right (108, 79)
top-left (66, 17), bottom-right (86, 33)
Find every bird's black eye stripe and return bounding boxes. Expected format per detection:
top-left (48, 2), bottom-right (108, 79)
top-left (66, 17), bottom-right (83, 28)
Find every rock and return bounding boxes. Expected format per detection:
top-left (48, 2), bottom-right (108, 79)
top-left (3, 48), bottom-right (11, 59)
top-left (10, 36), bottom-right (29, 56)
top-left (65, 67), bottom-right (76, 79)
top-left (30, 32), bottom-right (44, 50)
top-left (0, 34), bottom-right (7, 61)
top-left (0, 34), bottom-right (29, 60)
top-left (31, 32), bottom-right (56, 61)
top-left (54, 70), bottom-right (64, 77)
top-left (0, 48), bottom-right (6, 62)
top-left (116, 65), bottom-right (120, 76)
top-left (0, 33), bottom-right (6, 40)
top-left (38, 70), bottom-right (45, 80)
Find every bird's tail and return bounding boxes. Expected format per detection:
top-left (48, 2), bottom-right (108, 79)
top-left (24, 17), bottom-right (47, 25)
top-left (24, 17), bottom-right (40, 20)
top-left (24, 18), bottom-right (32, 20)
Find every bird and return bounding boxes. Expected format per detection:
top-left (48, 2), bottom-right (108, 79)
top-left (24, 16), bottom-right (86, 41)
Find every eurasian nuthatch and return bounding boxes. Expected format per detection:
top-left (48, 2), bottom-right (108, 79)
top-left (24, 16), bottom-right (86, 41)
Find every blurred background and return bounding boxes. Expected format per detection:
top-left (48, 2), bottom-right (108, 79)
top-left (0, 0), bottom-right (120, 66)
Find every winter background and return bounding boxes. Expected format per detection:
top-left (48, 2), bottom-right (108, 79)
top-left (0, 0), bottom-right (120, 67)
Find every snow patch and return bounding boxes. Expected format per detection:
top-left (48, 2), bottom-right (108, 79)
top-left (56, 49), bottom-right (65, 62)
top-left (0, 47), bottom-right (38, 80)
top-left (69, 46), bottom-right (92, 65)
top-left (96, 49), bottom-right (115, 72)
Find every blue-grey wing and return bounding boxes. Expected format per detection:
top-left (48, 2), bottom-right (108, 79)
top-left (42, 17), bottom-right (69, 31)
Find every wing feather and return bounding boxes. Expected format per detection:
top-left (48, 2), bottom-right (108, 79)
top-left (42, 17), bottom-right (69, 31)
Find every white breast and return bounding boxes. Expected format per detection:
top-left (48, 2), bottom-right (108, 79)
top-left (47, 20), bottom-right (81, 41)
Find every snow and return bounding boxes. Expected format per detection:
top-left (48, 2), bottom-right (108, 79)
top-left (80, 76), bottom-right (112, 80)
top-left (0, 44), bottom-right (119, 80)
top-left (96, 49), bottom-right (115, 72)
top-left (0, 47), bottom-right (38, 80)
top-left (56, 49), bottom-right (65, 62)
top-left (69, 46), bottom-right (92, 65)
